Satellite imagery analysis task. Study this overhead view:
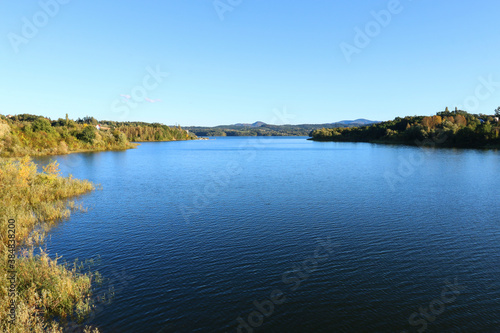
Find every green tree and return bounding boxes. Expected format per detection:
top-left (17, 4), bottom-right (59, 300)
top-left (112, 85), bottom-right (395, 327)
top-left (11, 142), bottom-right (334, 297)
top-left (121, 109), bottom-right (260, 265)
top-left (480, 121), bottom-right (493, 140)
top-left (77, 126), bottom-right (96, 143)
top-left (112, 129), bottom-right (127, 145)
top-left (32, 118), bottom-right (54, 133)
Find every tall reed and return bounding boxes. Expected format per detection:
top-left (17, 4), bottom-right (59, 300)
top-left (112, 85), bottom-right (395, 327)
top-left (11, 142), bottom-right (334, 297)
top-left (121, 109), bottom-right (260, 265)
top-left (0, 157), bottom-right (100, 332)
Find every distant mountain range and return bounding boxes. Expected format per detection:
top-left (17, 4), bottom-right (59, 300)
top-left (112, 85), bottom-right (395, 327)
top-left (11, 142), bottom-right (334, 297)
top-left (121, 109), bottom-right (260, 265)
top-left (233, 121), bottom-right (267, 127)
top-left (337, 119), bottom-right (380, 126)
top-left (184, 119), bottom-right (380, 137)
top-left (226, 119), bottom-right (378, 128)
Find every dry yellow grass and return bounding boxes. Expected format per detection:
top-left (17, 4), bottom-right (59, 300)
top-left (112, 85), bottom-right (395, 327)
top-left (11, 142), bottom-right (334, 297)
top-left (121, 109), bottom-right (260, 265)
top-left (0, 157), bottom-right (100, 332)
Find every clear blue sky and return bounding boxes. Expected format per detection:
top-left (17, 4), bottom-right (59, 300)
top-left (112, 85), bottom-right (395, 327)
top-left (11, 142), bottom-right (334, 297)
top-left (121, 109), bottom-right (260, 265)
top-left (1, 0), bottom-right (499, 126)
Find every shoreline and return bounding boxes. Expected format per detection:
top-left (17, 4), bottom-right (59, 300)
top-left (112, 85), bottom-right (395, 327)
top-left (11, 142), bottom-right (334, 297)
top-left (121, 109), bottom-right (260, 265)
top-left (308, 137), bottom-right (500, 150)
top-left (0, 158), bottom-right (99, 332)
top-left (0, 144), bottom-right (138, 159)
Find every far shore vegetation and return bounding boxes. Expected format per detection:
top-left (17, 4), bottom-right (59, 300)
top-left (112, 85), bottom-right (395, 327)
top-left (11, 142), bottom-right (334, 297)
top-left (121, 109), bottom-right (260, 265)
top-left (311, 108), bottom-right (500, 149)
top-left (0, 157), bottom-right (100, 332)
top-left (0, 114), bottom-right (197, 157)
top-left (184, 119), bottom-right (378, 137)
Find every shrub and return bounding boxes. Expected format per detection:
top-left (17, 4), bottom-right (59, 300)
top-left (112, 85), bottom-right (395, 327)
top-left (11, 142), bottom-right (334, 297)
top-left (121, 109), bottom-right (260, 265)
top-left (32, 118), bottom-right (54, 133)
top-left (77, 126), bottom-right (96, 144)
top-left (0, 158), bottom-right (99, 332)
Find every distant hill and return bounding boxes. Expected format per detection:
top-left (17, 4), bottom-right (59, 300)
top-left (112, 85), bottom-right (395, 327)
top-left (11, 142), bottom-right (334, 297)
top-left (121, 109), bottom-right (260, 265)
top-left (185, 119), bottom-right (380, 137)
top-left (233, 121), bottom-right (267, 127)
top-left (338, 119), bottom-right (380, 126)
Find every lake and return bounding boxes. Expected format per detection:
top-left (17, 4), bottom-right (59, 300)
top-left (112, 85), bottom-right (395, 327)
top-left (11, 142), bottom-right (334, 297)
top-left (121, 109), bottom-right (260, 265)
top-left (35, 137), bottom-right (500, 332)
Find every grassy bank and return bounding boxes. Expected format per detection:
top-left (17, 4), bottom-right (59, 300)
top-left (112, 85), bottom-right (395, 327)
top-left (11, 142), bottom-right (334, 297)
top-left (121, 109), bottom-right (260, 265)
top-left (0, 115), bottom-right (133, 158)
top-left (0, 157), bottom-right (100, 332)
top-left (0, 114), bottom-right (197, 158)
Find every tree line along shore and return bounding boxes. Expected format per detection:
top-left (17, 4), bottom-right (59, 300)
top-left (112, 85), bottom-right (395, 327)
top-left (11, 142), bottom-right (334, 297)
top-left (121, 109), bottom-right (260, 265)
top-left (311, 108), bottom-right (500, 149)
top-left (0, 114), bottom-right (197, 157)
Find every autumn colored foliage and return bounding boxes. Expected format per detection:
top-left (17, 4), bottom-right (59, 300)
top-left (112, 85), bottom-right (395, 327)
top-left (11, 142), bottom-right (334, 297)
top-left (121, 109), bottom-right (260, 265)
top-left (311, 109), bottom-right (500, 148)
top-left (0, 114), bottom-right (196, 157)
top-left (0, 158), bottom-right (100, 332)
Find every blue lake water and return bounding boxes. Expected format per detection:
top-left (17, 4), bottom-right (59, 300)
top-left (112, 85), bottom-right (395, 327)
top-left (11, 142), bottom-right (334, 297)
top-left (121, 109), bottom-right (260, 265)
top-left (35, 137), bottom-right (500, 332)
